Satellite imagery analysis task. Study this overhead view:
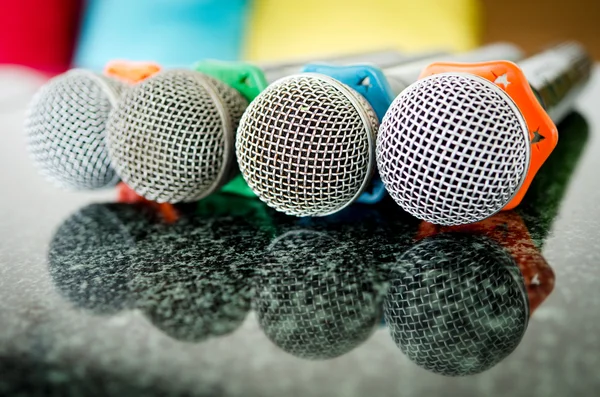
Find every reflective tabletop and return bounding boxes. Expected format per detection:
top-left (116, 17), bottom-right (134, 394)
top-left (0, 66), bottom-right (599, 397)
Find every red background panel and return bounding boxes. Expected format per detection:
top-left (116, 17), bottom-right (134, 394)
top-left (0, 0), bottom-right (82, 74)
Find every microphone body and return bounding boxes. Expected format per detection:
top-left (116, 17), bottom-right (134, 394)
top-left (384, 42), bottom-right (524, 95)
top-left (377, 42), bottom-right (592, 226)
top-left (520, 43), bottom-right (592, 123)
top-left (236, 43), bottom-right (524, 217)
top-left (260, 50), bottom-right (419, 83)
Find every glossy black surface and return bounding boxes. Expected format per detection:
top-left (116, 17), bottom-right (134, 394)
top-left (0, 67), bottom-right (599, 396)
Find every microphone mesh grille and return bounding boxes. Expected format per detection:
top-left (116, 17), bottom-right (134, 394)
top-left (106, 70), bottom-right (248, 203)
top-left (25, 70), bottom-right (124, 189)
top-left (377, 74), bottom-right (530, 225)
top-left (236, 74), bottom-right (379, 217)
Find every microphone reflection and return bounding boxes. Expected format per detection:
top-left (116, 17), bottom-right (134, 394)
top-left (127, 210), bottom-right (258, 343)
top-left (384, 233), bottom-right (529, 376)
top-left (49, 194), bottom-right (271, 342)
top-left (255, 229), bottom-right (383, 360)
top-left (382, 111), bottom-right (589, 376)
top-left (49, 203), bottom-right (152, 314)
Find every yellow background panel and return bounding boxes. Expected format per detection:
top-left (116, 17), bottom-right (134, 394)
top-left (244, 0), bottom-right (482, 61)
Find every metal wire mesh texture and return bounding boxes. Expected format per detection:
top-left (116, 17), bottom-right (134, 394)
top-left (134, 261), bottom-right (252, 343)
top-left (255, 230), bottom-right (381, 360)
top-left (106, 69), bottom-right (248, 203)
top-left (236, 74), bottom-right (379, 217)
top-left (384, 234), bottom-right (529, 376)
top-left (131, 219), bottom-right (255, 343)
top-left (25, 69), bottom-right (125, 189)
top-left (377, 73), bottom-right (530, 226)
top-left (48, 203), bottom-right (140, 314)
top-left (50, 202), bottom-right (258, 342)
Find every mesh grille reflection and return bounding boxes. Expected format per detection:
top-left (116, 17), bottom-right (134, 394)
top-left (48, 204), bottom-right (142, 313)
top-left (255, 231), bottom-right (380, 359)
top-left (384, 234), bottom-right (529, 376)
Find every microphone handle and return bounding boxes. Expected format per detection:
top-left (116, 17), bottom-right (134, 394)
top-left (383, 42), bottom-right (525, 96)
top-left (519, 42), bottom-right (593, 124)
top-left (259, 50), bottom-right (444, 84)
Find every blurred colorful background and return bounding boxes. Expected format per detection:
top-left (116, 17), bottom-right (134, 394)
top-left (0, 0), bottom-right (596, 75)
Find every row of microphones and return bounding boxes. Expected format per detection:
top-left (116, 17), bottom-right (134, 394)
top-left (25, 41), bottom-right (592, 225)
top-left (24, 50), bottom-right (409, 193)
top-left (236, 43), bottom-right (524, 216)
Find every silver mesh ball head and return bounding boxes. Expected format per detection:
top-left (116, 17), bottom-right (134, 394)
top-left (236, 74), bottom-right (379, 217)
top-left (25, 69), bottom-right (125, 189)
top-left (384, 234), bottom-right (529, 376)
top-left (377, 73), bottom-right (530, 226)
top-left (106, 69), bottom-right (248, 203)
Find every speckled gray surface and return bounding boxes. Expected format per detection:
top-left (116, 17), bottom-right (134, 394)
top-left (0, 66), bottom-right (599, 397)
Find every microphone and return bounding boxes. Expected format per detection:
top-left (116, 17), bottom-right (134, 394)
top-left (25, 70), bottom-right (125, 190)
top-left (384, 233), bottom-right (529, 376)
top-left (104, 51), bottom-right (410, 203)
top-left (255, 229), bottom-right (381, 360)
top-left (106, 70), bottom-right (249, 203)
top-left (378, 119), bottom-right (590, 374)
top-left (235, 43), bottom-right (524, 217)
top-left (377, 42), bottom-right (593, 226)
top-left (24, 62), bottom-right (160, 190)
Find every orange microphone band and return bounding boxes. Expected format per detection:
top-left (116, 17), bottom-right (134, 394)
top-left (104, 60), bottom-right (161, 83)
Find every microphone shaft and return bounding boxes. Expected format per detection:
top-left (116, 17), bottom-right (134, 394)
top-left (383, 43), bottom-right (525, 95)
top-left (519, 42), bottom-right (593, 123)
top-left (259, 50), bottom-right (444, 84)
